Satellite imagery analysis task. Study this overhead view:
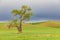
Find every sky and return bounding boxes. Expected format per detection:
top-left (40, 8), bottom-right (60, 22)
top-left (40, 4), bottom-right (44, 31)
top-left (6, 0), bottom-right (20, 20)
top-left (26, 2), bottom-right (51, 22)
top-left (0, 0), bottom-right (60, 21)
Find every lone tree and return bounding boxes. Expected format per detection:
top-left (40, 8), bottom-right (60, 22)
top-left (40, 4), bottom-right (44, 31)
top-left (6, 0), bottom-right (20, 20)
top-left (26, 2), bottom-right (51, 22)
top-left (8, 5), bottom-right (33, 33)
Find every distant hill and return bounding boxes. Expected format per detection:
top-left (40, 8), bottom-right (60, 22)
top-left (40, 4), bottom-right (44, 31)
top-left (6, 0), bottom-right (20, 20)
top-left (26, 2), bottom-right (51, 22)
top-left (31, 22), bottom-right (46, 25)
top-left (40, 20), bottom-right (60, 28)
top-left (30, 20), bottom-right (60, 28)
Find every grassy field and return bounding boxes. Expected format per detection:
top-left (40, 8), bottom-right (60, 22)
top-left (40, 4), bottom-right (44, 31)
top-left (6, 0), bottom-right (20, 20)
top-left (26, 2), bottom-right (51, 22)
top-left (0, 22), bottom-right (60, 40)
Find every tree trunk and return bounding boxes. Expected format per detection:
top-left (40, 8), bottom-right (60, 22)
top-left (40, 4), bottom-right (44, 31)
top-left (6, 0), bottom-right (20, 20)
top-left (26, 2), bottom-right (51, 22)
top-left (17, 16), bottom-right (22, 33)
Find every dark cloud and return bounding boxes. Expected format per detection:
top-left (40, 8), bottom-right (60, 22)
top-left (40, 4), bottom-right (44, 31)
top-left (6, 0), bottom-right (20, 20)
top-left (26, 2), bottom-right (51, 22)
top-left (0, 0), bottom-right (60, 21)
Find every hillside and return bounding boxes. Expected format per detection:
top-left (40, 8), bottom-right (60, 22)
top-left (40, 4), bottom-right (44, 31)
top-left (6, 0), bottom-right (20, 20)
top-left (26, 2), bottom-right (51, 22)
top-left (31, 20), bottom-right (60, 28)
top-left (41, 20), bottom-right (60, 28)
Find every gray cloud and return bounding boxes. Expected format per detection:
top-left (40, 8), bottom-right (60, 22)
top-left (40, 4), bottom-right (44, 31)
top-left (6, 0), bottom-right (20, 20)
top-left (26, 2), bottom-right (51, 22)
top-left (0, 0), bottom-right (60, 21)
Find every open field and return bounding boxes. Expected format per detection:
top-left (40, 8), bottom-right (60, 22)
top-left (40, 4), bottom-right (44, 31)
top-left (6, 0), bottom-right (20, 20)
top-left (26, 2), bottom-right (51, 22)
top-left (0, 22), bottom-right (60, 40)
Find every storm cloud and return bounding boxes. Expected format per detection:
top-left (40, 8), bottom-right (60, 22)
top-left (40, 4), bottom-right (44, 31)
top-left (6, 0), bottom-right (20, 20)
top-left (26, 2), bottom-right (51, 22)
top-left (0, 0), bottom-right (60, 21)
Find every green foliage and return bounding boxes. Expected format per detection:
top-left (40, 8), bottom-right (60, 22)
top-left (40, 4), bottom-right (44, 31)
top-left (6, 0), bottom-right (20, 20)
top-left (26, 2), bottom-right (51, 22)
top-left (27, 7), bottom-right (32, 11)
top-left (23, 12), bottom-right (33, 21)
top-left (12, 5), bottom-right (33, 21)
top-left (21, 5), bottom-right (27, 10)
top-left (12, 9), bottom-right (19, 16)
top-left (12, 19), bottom-right (18, 26)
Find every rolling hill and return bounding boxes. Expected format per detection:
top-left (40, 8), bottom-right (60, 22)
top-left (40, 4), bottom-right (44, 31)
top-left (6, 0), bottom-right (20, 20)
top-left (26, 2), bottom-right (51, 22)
top-left (31, 20), bottom-right (60, 28)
